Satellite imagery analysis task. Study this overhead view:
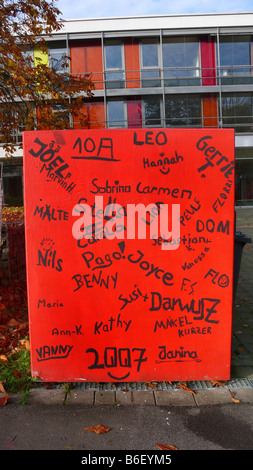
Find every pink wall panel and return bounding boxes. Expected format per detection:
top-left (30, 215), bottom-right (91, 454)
top-left (201, 38), bottom-right (216, 86)
top-left (127, 100), bottom-right (142, 128)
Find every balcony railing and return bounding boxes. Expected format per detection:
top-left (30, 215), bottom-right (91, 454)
top-left (2, 63), bottom-right (253, 145)
top-left (72, 116), bottom-right (253, 130)
top-left (72, 64), bottom-right (253, 89)
top-left (2, 114), bottom-right (253, 145)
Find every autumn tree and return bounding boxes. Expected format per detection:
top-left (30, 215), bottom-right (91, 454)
top-left (0, 0), bottom-right (94, 155)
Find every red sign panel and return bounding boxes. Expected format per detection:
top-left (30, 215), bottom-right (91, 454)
top-left (23, 129), bottom-right (235, 382)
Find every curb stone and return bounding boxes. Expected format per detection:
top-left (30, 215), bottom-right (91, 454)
top-left (193, 388), bottom-right (234, 406)
top-left (6, 387), bottom-right (253, 406)
top-left (154, 389), bottom-right (196, 406)
top-left (28, 388), bottom-right (66, 405)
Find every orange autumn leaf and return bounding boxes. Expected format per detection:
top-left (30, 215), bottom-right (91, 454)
top-left (156, 443), bottom-right (178, 450)
top-left (0, 382), bottom-right (8, 406)
top-left (145, 381), bottom-right (158, 389)
top-left (209, 380), bottom-right (226, 387)
top-left (0, 382), bottom-right (6, 394)
top-left (0, 395), bottom-right (8, 406)
top-left (18, 339), bottom-right (30, 351)
top-left (230, 391), bottom-right (240, 403)
top-left (231, 397), bottom-right (240, 403)
top-left (176, 382), bottom-right (197, 394)
top-left (13, 370), bottom-right (22, 378)
top-left (7, 318), bottom-right (19, 327)
top-left (0, 355), bottom-right (8, 362)
top-left (83, 425), bottom-right (110, 434)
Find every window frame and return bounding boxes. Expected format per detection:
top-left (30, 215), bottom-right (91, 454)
top-left (104, 40), bottom-right (125, 89)
top-left (165, 94), bottom-right (202, 128)
top-left (142, 95), bottom-right (162, 127)
top-left (140, 38), bottom-right (161, 88)
top-left (107, 99), bottom-right (127, 128)
top-left (162, 36), bottom-right (201, 87)
top-left (220, 92), bottom-right (253, 132)
top-left (48, 47), bottom-right (68, 73)
top-left (218, 35), bottom-right (253, 84)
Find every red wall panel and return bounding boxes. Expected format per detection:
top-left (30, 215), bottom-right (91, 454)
top-left (70, 40), bottom-right (104, 90)
top-left (125, 40), bottom-right (141, 88)
top-left (73, 102), bottom-right (105, 129)
top-left (201, 38), bottom-right (216, 86)
top-left (203, 94), bottom-right (218, 127)
top-left (23, 128), bottom-right (235, 383)
top-left (127, 100), bottom-right (142, 128)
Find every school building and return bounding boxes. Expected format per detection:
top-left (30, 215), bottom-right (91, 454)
top-left (2, 11), bottom-right (253, 206)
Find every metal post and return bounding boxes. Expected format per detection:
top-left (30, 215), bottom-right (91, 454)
top-left (216, 27), bottom-right (223, 128)
top-left (101, 32), bottom-right (107, 128)
top-left (159, 30), bottom-right (166, 128)
top-left (66, 33), bottom-right (72, 128)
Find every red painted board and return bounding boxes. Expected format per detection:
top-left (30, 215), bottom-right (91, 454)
top-left (23, 129), bottom-right (235, 383)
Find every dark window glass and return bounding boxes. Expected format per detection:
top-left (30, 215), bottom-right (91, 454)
top-left (219, 36), bottom-right (253, 84)
top-left (221, 93), bottom-right (253, 132)
top-left (165, 94), bottom-right (201, 127)
top-left (143, 97), bottom-right (161, 126)
top-left (2, 164), bottom-right (23, 206)
top-left (235, 158), bottom-right (253, 203)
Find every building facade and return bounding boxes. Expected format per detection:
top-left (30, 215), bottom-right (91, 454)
top-left (2, 12), bottom-right (253, 205)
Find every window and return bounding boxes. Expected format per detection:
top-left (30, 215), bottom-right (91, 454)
top-left (220, 93), bottom-right (253, 132)
top-left (50, 49), bottom-right (67, 72)
top-left (218, 36), bottom-right (253, 84)
top-left (165, 94), bottom-right (201, 127)
top-left (235, 157), bottom-right (253, 203)
top-left (107, 97), bottom-right (161, 128)
top-left (162, 37), bottom-right (200, 86)
top-left (107, 100), bottom-right (126, 128)
top-left (21, 47), bottom-right (34, 64)
top-left (143, 97), bottom-right (161, 126)
top-left (70, 40), bottom-right (104, 90)
top-left (72, 101), bottom-right (105, 129)
top-left (51, 102), bottom-right (71, 127)
top-left (0, 104), bottom-right (34, 145)
top-left (141, 39), bottom-right (160, 87)
top-left (2, 162), bottom-right (23, 206)
top-left (49, 41), bottom-right (68, 73)
top-left (105, 41), bottom-right (125, 89)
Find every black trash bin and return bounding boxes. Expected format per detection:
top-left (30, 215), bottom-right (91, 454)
top-left (233, 231), bottom-right (252, 300)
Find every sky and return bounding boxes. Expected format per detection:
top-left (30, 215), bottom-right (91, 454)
top-left (56, 0), bottom-right (253, 20)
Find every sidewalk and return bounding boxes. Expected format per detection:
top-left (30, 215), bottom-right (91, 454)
top-left (7, 381), bottom-right (252, 407)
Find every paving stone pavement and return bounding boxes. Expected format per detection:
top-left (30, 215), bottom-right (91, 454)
top-left (5, 383), bottom-right (253, 407)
